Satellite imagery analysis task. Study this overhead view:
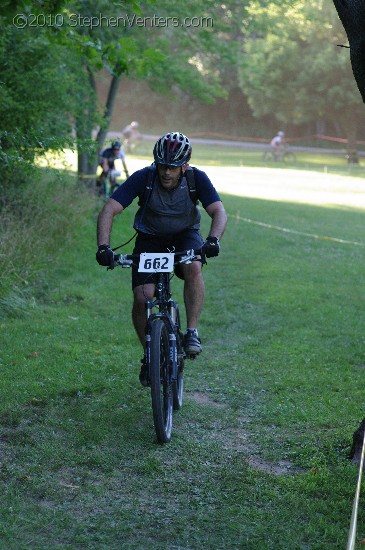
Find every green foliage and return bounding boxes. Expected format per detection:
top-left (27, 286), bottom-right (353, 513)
top-left (0, 0), bottom-right (67, 19)
top-left (0, 0), bottom-right (248, 179)
top-left (238, 0), bottom-right (365, 136)
top-left (0, 14), bottom-right (78, 171)
top-left (67, 0), bottom-right (238, 99)
top-left (139, 0), bottom-right (242, 102)
top-left (0, 168), bottom-right (93, 317)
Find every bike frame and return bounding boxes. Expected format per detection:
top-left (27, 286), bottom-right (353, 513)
top-left (111, 249), bottom-right (202, 384)
top-left (97, 169), bottom-right (122, 200)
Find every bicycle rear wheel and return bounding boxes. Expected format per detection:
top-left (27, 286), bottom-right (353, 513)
top-left (150, 318), bottom-right (173, 443)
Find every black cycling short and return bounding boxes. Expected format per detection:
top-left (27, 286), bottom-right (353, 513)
top-left (131, 229), bottom-right (204, 289)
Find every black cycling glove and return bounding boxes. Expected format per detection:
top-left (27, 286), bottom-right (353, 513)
top-left (202, 236), bottom-right (220, 258)
top-left (96, 244), bottom-right (114, 266)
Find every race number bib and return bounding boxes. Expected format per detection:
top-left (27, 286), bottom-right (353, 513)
top-left (138, 253), bottom-right (174, 273)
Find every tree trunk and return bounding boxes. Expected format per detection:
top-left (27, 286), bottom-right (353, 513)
top-left (76, 69), bottom-right (121, 186)
top-left (75, 67), bottom-right (97, 186)
top-left (333, 0), bottom-right (365, 103)
top-left (95, 74), bottom-right (121, 154)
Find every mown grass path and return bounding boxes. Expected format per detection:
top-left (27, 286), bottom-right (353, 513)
top-left (1, 165), bottom-right (365, 548)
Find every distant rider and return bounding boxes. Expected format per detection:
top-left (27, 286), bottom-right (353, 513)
top-left (97, 140), bottom-right (129, 191)
top-left (121, 121), bottom-right (142, 151)
top-left (270, 131), bottom-right (287, 160)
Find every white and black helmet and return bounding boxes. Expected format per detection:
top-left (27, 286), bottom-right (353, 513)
top-left (153, 132), bottom-right (192, 166)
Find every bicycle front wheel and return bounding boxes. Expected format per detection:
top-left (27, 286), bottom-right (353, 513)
top-left (150, 318), bottom-right (173, 443)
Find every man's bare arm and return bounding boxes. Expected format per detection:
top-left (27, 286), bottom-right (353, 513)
top-left (205, 201), bottom-right (227, 240)
top-left (97, 198), bottom-right (124, 246)
top-left (102, 158), bottom-right (109, 173)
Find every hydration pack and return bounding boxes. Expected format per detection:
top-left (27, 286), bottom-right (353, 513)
top-left (138, 164), bottom-right (198, 208)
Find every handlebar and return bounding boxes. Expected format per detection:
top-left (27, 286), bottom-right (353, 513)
top-left (108, 248), bottom-right (204, 270)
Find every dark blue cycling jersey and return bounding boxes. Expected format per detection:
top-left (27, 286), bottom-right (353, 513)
top-left (100, 147), bottom-right (126, 169)
top-left (111, 165), bottom-right (221, 236)
top-left (111, 166), bottom-right (220, 210)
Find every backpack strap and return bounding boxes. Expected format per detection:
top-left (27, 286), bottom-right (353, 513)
top-left (135, 164), bottom-right (156, 230)
top-left (185, 166), bottom-right (199, 205)
top-left (138, 164), bottom-right (156, 207)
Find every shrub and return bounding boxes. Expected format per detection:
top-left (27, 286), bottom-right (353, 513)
top-left (0, 167), bottom-right (93, 317)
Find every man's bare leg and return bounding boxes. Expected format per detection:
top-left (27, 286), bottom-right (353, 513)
top-left (132, 283), bottom-right (155, 347)
top-left (181, 262), bottom-right (204, 355)
top-left (182, 262), bottom-right (205, 329)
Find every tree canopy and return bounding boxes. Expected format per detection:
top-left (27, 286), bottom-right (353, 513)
top-left (0, 0), bottom-right (242, 178)
top-left (237, 0), bottom-right (365, 142)
top-left (1, 0), bottom-right (363, 181)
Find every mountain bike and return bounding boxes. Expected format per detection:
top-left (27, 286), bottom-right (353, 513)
top-left (96, 169), bottom-right (122, 199)
top-left (262, 149), bottom-right (296, 163)
top-left (109, 248), bottom-right (203, 444)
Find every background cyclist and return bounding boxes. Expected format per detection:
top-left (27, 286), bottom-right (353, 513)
top-left (97, 140), bottom-right (129, 192)
top-left (121, 121), bottom-right (142, 152)
top-left (270, 130), bottom-right (287, 160)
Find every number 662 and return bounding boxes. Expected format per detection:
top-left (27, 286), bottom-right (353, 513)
top-left (144, 257), bottom-right (169, 270)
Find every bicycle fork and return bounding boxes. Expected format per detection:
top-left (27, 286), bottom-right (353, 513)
top-left (169, 333), bottom-right (178, 380)
top-left (144, 300), bottom-right (152, 373)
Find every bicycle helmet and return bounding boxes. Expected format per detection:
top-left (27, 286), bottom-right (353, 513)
top-left (278, 131), bottom-right (285, 137)
top-left (153, 132), bottom-right (192, 166)
top-left (112, 140), bottom-right (122, 149)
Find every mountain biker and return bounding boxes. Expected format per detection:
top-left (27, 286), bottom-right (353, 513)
top-left (96, 131), bottom-right (227, 385)
top-left (96, 140), bottom-right (129, 191)
top-left (122, 121), bottom-right (140, 140)
top-left (270, 130), bottom-right (287, 160)
top-left (121, 121), bottom-right (142, 152)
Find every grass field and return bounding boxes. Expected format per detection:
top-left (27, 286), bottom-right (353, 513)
top-left (127, 139), bottom-right (365, 177)
top-left (1, 150), bottom-right (365, 548)
top-left (36, 139), bottom-right (365, 179)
